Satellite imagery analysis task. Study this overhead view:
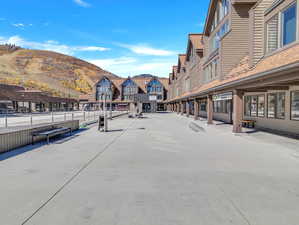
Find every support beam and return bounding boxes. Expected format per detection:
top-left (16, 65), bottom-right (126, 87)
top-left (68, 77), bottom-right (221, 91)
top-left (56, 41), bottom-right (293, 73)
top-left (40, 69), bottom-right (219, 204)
top-left (207, 95), bottom-right (213, 125)
top-left (194, 100), bottom-right (199, 120)
top-left (232, 90), bottom-right (243, 133)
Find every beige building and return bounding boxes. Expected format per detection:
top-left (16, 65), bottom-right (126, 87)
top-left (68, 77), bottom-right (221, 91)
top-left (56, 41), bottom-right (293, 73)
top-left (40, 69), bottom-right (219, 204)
top-left (167, 0), bottom-right (299, 137)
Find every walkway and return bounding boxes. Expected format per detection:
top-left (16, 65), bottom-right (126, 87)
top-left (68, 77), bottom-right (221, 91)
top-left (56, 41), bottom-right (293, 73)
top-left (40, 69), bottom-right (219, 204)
top-left (0, 113), bottom-right (298, 225)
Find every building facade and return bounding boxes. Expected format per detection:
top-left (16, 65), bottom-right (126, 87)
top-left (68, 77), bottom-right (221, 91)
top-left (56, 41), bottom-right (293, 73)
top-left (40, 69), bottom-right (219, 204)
top-left (0, 84), bottom-right (79, 113)
top-left (81, 76), bottom-right (169, 113)
top-left (167, 0), bottom-right (299, 137)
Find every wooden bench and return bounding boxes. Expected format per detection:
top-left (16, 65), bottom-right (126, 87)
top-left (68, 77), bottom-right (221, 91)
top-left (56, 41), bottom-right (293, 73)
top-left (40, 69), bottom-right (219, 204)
top-left (241, 120), bottom-right (256, 128)
top-left (32, 127), bottom-right (72, 145)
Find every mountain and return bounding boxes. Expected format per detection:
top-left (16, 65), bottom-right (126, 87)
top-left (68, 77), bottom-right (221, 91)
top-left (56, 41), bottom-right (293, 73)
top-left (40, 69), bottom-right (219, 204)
top-left (0, 44), bottom-right (119, 98)
top-left (133, 74), bottom-right (157, 79)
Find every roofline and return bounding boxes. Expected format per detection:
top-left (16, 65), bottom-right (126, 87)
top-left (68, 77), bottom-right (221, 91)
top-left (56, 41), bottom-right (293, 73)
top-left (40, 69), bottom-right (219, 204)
top-left (171, 61), bottom-right (299, 101)
top-left (203, 0), bottom-right (214, 35)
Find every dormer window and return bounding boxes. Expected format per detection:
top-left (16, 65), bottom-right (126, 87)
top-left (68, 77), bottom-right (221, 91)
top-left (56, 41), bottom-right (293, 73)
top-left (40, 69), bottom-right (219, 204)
top-left (147, 79), bottom-right (163, 93)
top-left (96, 78), bottom-right (112, 101)
top-left (122, 79), bottom-right (137, 101)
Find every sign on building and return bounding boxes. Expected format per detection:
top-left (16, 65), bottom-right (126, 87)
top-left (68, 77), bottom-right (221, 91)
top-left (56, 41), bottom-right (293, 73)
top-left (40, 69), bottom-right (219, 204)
top-left (213, 92), bottom-right (233, 101)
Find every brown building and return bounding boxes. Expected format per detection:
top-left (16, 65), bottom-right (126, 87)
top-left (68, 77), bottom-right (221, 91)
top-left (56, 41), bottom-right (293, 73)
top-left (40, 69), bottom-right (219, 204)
top-left (0, 84), bottom-right (79, 113)
top-left (167, 0), bottom-right (299, 137)
top-left (80, 76), bottom-right (169, 113)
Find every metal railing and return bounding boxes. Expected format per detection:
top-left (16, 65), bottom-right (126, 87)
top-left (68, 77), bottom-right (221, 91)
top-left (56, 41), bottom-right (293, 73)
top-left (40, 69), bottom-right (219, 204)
top-left (0, 110), bottom-right (126, 129)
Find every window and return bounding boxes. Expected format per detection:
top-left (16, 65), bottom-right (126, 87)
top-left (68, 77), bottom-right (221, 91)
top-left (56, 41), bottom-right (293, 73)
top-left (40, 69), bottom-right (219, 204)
top-left (96, 78), bottom-right (112, 101)
top-left (213, 100), bottom-right (228, 113)
top-left (200, 102), bottom-right (207, 112)
top-left (251, 96), bottom-right (258, 117)
top-left (266, 15), bottom-right (279, 53)
top-left (258, 95), bottom-right (265, 117)
top-left (147, 79), bottom-right (163, 93)
top-left (267, 92), bottom-right (285, 119)
top-left (282, 3), bottom-right (297, 46)
top-left (244, 95), bottom-right (265, 117)
top-left (291, 91), bottom-right (299, 120)
top-left (244, 96), bottom-right (251, 116)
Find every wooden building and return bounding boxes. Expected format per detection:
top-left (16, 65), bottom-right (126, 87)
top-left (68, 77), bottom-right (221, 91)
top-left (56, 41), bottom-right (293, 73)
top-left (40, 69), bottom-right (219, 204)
top-left (80, 76), bottom-right (169, 112)
top-left (167, 0), bottom-right (299, 136)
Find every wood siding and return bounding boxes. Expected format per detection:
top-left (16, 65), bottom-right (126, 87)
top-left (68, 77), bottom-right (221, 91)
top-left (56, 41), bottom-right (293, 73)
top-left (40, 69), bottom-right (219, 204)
top-left (221, 4), bottom-right (252, 79)
top-left (249, 0), bottom-right (274, 66)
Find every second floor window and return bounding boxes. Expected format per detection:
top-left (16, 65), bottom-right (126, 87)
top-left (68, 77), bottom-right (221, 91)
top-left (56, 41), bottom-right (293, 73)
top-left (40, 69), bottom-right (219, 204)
top-left (147, 79), bottom-right (163, 93)
top-left (96, 78), bottom-right (112, 100)
top-left (266, 3), bottom-right (297, 53)
top-left (282, 3), bottom-right (297, 46)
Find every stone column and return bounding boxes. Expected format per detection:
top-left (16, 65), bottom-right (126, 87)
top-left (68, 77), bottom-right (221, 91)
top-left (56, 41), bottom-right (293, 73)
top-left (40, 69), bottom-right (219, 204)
top-left (194, 100), bottom-right (199, 120)
top-left (207, 95), bottom-right (213, 125)
top-left (232, 90), bottom-right (243, 133)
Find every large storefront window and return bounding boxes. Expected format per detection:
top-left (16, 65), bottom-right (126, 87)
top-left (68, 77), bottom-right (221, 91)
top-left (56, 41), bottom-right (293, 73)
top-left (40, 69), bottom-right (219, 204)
top-left (244, 95), bottom-right (265, 117)
top-left (213, 100), bottom-right (228, 113)
top-left (267, 92), bottom-right (285, 119)
top-left (291, 91), bottom-right (299, 120)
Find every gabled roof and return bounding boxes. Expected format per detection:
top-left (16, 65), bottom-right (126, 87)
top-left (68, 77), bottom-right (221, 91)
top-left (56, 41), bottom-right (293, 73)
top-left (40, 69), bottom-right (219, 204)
top-left (189, 34), bottom-right (204, 50)
top-left (186, 34), bottom-right (204, 61)
top-left (177, 54), bottom-right (186, 72)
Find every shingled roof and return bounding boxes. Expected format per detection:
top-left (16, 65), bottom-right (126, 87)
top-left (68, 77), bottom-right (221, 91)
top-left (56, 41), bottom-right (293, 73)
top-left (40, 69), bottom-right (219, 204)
top-left (169, 43), bottom-right (299, 101)
top-left (0, 84), bottom-right (77, 103)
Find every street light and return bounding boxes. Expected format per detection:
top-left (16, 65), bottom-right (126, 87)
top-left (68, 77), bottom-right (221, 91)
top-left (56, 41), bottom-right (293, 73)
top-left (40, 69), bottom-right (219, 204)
top-left (109, 87), bottom-right (113, 120)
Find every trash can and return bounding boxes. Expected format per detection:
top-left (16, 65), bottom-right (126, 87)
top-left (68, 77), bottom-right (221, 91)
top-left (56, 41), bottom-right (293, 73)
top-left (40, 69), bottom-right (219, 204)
top-left (98, 116), bottom-right (105, 131)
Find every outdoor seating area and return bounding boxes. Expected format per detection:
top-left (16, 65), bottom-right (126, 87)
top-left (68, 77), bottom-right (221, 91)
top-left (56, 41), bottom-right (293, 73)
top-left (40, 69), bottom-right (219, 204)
top-left (32, 127), bottom-right (72, 145)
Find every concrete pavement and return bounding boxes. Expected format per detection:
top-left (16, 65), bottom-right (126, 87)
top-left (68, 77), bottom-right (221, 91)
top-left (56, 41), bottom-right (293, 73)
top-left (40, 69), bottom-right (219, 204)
top-left (0, 113), bottom-right (299, 225)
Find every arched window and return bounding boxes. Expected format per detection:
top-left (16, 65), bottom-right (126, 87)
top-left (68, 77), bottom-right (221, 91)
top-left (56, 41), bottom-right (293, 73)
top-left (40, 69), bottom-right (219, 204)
top-left (96, 78), bottom-right (112, 100)
top-left (122, 79), bottom-right (137, 101)
top-left (147, 79), bottom-right (163, 94)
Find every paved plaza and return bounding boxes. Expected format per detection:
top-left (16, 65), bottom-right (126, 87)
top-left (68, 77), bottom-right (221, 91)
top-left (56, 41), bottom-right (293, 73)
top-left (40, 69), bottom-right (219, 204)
top-left (0, 113), bottom-right (299, 225)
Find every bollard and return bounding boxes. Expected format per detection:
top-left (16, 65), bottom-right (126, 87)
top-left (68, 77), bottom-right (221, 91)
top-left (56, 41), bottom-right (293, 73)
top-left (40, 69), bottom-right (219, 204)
top-left (30, 113), bottom-right (33, 126)
top-left (83, 112), bottom-right (86, 121)
top-left (52, 112), bottom-right (54, 123)
top-left (72, 112), bottom-right (74, 121)
top-left (64, 112), bottom-right (66, 121)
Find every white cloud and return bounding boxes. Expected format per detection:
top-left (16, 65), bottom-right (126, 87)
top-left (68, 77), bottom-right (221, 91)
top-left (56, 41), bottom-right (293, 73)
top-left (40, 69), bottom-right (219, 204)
top-left (12, 23), bottom-right (33, 29)
top-left (117, 43), bottom-right (176, 56)
top-left (89, 57), bottom-right (173, 77)
top-left (75, 46), bottom-right (109, 51)
top-left (73, 0), bottom-right (91, 7)
top-left (12, 23), bottom-right (25, 28)
top-left (0, 35), bottom-right (109, 55)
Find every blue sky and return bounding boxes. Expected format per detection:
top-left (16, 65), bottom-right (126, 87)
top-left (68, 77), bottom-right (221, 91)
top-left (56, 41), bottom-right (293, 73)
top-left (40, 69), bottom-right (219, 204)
top-left (0, 0), bottom-right (209, 77)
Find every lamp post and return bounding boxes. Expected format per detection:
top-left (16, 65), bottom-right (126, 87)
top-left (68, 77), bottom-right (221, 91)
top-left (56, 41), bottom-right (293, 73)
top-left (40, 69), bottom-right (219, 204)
top-left (103, 93), bottom-right (108, 132)
top-left (109, 87), bottom-right (113, 120)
